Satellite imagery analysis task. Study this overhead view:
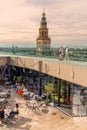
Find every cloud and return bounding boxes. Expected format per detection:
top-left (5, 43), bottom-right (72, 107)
top-left (25, 0), bottom-right (57, 6)
top-left (11, 30), bottom-right (37, 34)
top-left (0, 33), bottom-right (7, 35)
top-left (0, 0), bottom-right (87, 43)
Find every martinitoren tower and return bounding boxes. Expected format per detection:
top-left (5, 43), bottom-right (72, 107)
top-left (36, 10), bottom-right (51, 51)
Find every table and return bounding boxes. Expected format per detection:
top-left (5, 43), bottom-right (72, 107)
top-left (0, 98), bottom-right (6, 104)
top-left (4, 109), bottom-right (12, 119)
top-left (23, 91), bottom-right (30, 96)
top-left (0, 92), bottom-right (7, 98)
top-left (4, 82), bottom-right (11, 89)
top-left (35, 95), bottom-right (42, 101)
top-left (22, 91), bottom-right (30, 99)
top-left (29, 100), bottom-right (37, 109)
top-left (5, 82), bottom-right (10, 85)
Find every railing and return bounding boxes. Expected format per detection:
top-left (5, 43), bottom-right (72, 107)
top-left (0, 47), bottom-right (87, 62)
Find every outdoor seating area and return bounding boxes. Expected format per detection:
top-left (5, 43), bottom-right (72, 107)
top-left (0, 65), bottom-right (86, 129)
top-left (0, 81), bottom-right (45, 128)
top-left (0, 89), bottom-right (10, 104)
top-left (0, 83), bottom-right (87, 130)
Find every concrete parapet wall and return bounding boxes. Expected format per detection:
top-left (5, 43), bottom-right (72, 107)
top-left (0, 56), bottom-right (8, 66)
top-left (9, 56), bottom-right (87, 87)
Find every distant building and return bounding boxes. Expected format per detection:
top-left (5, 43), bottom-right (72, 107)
top-left (36, 10), bottom-right (51, 52)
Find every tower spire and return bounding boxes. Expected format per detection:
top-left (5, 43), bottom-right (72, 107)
top-left (40, 9), bottom-right (47, 28)
top-left (43, 8), bottom-right (45, 16)
top-left (43, 8), bottom-right (45, 13)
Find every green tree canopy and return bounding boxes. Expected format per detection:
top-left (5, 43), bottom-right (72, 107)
top-left (17, 76), bottom-right (22, 82)
top-left (45, 82), bottom-right (54, 95)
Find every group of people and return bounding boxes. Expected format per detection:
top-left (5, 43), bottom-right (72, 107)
top-left (13, 82), bottom-right (31, 101)
top-left (59, 46), bottom-right (69, 60)
top-left (13, 82), bottom-right (28, 95)
top-left (0, 103), bottom-right (19, 124)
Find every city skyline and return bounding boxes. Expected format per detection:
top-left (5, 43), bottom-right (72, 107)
top-left (0, 0), bottom-right (87, 45)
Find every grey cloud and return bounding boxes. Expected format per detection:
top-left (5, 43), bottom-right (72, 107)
top-left (49, 12), bottom-right (87, 31)
top-left (51, 34), bottom-right (87, 41)
top-left (0, 33), bottom-right (7, 35)
top-left (25, 0), bottom-right (57, 6)
top-left (28, 15), bottom-right (40, 24)
top-left (0, 23), bottom-right (12, 28)
top-left (11, 30), bottom-right (37, 34)
top-left (25, 0), bottom-right (73, 7)
top-left (51, 34), bottom-right (87, 37)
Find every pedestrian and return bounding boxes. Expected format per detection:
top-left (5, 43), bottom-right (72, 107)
top-left (59, 46), bottom-right (64, 60)
top-left (65, 47), bottom-right (69, 60)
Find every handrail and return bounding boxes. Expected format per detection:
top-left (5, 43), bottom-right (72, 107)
top-left (0, 47), bottom-right (87, 62)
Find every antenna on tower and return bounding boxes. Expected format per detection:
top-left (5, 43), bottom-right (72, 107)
top-left (43, 8), bottom-right (45, 13)
top-left (42, 8), bottom-right (45, 17)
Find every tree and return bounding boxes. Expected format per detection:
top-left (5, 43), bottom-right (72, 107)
top-left (17, 76), bottom-right (22, 83)
top-left (45, 82), bottom-right (54, 105)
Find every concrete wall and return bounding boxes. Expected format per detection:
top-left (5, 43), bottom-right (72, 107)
top-left (1, 55), bottom-right (87, 118)
top-left (0, 57), bottom-right (8, 66)
top-left (9, 56), bottom-right (87, 87)
top-left (0, 56), bottom-right (8, 80)
top-left (47, 62), bottom-right (87, 87)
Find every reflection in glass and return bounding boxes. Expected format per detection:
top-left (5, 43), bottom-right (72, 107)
top-left (72, 84), bottom-right (87, 116)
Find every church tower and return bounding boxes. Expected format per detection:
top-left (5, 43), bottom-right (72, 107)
top-left (36, 10), bottom-right (51, 51)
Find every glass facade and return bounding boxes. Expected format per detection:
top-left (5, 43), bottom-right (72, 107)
top-left (4, 65), bottom-right (87, 117)
top-left (72, 84), bottom-right (87, 116)
top-left (52, 80), bottom-right (72, 115)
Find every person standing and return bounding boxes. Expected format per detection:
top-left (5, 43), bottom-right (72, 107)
top-left (65, 47), bottom-right (69, 60)
top-left (59, 46), bottom-right (64, 60)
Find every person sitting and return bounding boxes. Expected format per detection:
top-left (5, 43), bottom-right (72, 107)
top-left (0, 106), bottom-right (5, 123)
top-left (18, 89), bottom-right (23, 95)
top-left (9, 104), bottom-right (19, 119)
top-left (23, 86), bottom-right (28, 93)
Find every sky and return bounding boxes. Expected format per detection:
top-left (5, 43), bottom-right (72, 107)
top-left (0, 0), bottom-right (87, 46)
